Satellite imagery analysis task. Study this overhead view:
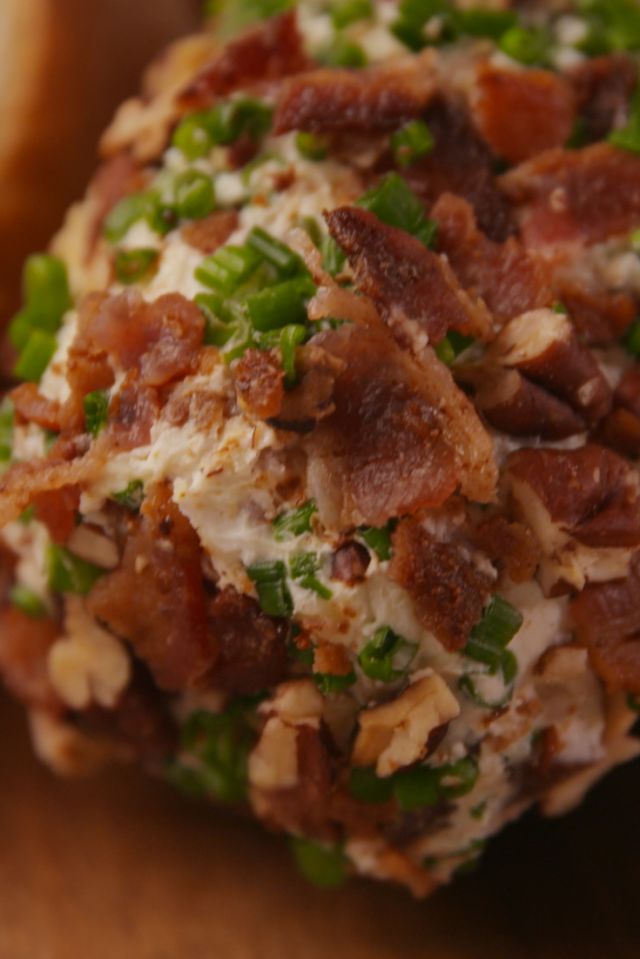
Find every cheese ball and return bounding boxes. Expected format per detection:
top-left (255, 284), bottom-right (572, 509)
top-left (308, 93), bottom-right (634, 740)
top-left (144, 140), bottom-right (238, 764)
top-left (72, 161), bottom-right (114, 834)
top-left (1, 0), bottom-right (639, 895)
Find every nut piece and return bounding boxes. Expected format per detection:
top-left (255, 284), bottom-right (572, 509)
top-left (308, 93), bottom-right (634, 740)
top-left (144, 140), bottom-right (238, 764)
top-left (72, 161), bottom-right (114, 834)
top-left (476, 368), bottom-right (584, 440)
top-left (48, 596), bottom-right (131, 710)
top-left (353, 672), bottom-right (460, 778)
top-left (249, 679), bottom-right (324, 791)
top-left (489, 308), bottom-right (612, 426)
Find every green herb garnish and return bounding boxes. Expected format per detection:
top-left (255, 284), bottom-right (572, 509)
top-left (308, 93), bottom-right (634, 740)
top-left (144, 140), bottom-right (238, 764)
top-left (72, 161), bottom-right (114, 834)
top-left (359, 522), bottom-right (394, 561)
top-left (393, 756), bottom-right (479, 811)
top-left (175, 170), bottom-right (216, 220)
top-left (246, 560), bottom-right (293, 617)
top-left (273, 501), bottom-right (317, 540)
top-left (83, 390), bottom-right (110, 438)
top-left (358, 626), bottom-right (417, 683)
top-left (114, 248), bottom-right (159, 285)
top-left (290, 838), bottom-right (348, 889)
top-left (289, 552), bottom-right (332, 600)
top-left (358, 173), bottom-right (437, 247)
top-left (10, 585), bottom-right (46, 619)
top-left (112, 479), bottom-right (145, 512)
top-left (47, 544), bottom-right (104, 596)
top-left (391, 120), bottom-right (433, 168)
top-left (464, 596), bottom-right (522, 684)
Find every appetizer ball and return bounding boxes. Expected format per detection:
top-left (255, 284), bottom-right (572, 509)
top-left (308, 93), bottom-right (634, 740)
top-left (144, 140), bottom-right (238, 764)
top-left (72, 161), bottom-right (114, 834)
top-left (1, 0), bottom-right (640, 895)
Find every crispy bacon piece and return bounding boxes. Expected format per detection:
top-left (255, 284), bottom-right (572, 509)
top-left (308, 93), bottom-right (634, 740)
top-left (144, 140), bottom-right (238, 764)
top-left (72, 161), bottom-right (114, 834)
top-left (557, 282), bottom-right (636, 346)
top-left (0, 608), bottom-right (61, 710)
top-left (500, 143), bottom-right (640, 252)
top-left (571, 552), bottom-right (640, 694)
top-left (326, 206), bottom-right (491, 343)
top-left (104, 371), bottom-right (161, 452)
top-left (90, 152), bottom-right (150, 252)
top-left (10, 384), bottom-right (63, 433)
top-left (303, 324), bottom-right (459, 526)
top-left (403, 96), bottom-right (513, 241)
top-left (33, 485), bottom-right (81, 544)
top-left (389, 519), bottom-right (492, 651)
top-left (270, 342), bottom-right (345, 433)
top-left (570, 54), bottom-right (637, 143)
top-left (207, 587), bottom-right (287, 695)
top-left (432, 193), bottom-right (552, 324)
top-left (233, 349), bottom-right (285, 420)
top-left (470, 515), bottom-right (541, 584)
top-left (508, 446), bottom-right (640, 549)
top-left (274, 54), bottom-right (437, 135)
top-left (0, 542), bottom-right (16, 604)
top-left (181, 209), bottom-right (239, 254)
top-left (180, 11), bottom-right (309, 110)
top-left (474, 64), bottom-right (575, 165)
top-left (87, 483), bottom-right (214, 692)
top-left (330, 541), bottom-right (370, 586)
top-left (74, 291), bottom-right (204, 387)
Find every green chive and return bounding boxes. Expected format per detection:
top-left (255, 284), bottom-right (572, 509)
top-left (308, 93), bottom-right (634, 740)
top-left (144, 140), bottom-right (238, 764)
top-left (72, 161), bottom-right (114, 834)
top-left (10, 585), bottom-right (46, 618)
top-left (172, 112), bottom-right (215, 160)
top-left (331, 0), bottom-right (372, 29)
top-left (630, 227), bottom-right (640, 253)
top-left (174, 98), bottom-right (273, 158)
top-left (453, 838), bottom-right (486, 877)
top-left (435, 331), bottom-right (475, 365)
top-left (359, 522), bottom-right (394, 561)
top-left (175, 170), bottom-right (215, 220)
top-left (112, 479), bottom-right (145, 512)
top-left (295, 131), bottom-right (329, 161)
top-left (196, 293), bottom-right (246, 348)
top-left (470, 800), bottom-right (487, 821)
top-left (391, 120), bottom-right (434, 168)
top-left (358, 173), bottom-right (436, 247)
top-left (218, 0), bottom-right (295, 41)
top-left (196, 244), bottom-right (261, 294)
top-left (578, 0), bottom-right (640, 56)
top-left (165, 762), bottom-right (208, 800)
top-left (464, 596), bottom-right (522, 684)
top-left (499, 26), bottom-right (551, 66)
top-left (0, 401), bottom-right (14, 465)
top-left (246, 227), bottom-right (304, 278)
top-left (320, 235), bottom-right (347, 276)
top-left (290, 838), bottom-right (347, 889)
top-left (14, 330), bottom-right (57, 383)
top-left (104, 192), bottom-right (153, 243)
top-left (114, 248), bottom-right (159, 285)
top-left (289, 552), bottom-right (332, 600)
top-left (393, 756), bottom-right (479, 811)
top-left (627, 693), bottom-right (640, 713)
top-left (348, 766), bottom-right (395, 804)
top-left (358, 627), bottom-right (417, 683)
top-left (22, 254), bottom-right (72, 329)
top-left (552, 301), bottom-right (569, 315)
top-left (609, 85), bottom-right (640, 154)
top-left (453, 9), bottom-right (516, 39)
top-left (323, 37), bottom-right (368, 68)
top-left (272, 500), bottom-right (317, 540)
top-left (391, 0), bottom-right (453, 51)
top-left (18, 506), bottom-right (35, 525)
top-left (179, 706), bottom-right (255, 803)
top-left (458, 674), bottom-right (512, 710)
top-left (83, 390), bottom-right (110, 437)
top-left (622, 319), bottom-right (640, 357)
top-left (47, 544), bottom-right (104, 596)
top-left (246, 560), bottom-right (293, 617)
top-left (313, 671), bottom-right (356, 695)
top-left (246, 277), bottom-right (314, 332)
top-left (279, 324), bottom-right (308, 388)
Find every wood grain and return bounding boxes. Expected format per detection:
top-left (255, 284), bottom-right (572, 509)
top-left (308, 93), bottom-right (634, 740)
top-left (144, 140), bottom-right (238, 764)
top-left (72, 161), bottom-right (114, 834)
top-left (0, 692), bottom-right (638, 959)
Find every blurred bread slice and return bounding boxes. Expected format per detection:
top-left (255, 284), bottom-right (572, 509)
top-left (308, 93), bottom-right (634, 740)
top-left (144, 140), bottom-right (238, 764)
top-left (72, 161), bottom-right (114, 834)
top-left (0, 0), bottom-right (200, 338)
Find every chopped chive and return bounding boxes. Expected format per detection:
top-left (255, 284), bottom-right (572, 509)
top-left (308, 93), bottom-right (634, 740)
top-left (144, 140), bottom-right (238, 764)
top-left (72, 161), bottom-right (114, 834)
top-left (112, 479), bottom-right (145, 512)
top-left (18, 506), bottom-right (35, 525)
top-left (47, 544), bottom-right (105, 596)
top-left (104, 192), bottom-right (153, 243)
top-left (453, 838), bottom-right (486, 876)
top-left (178, 706), bottom-right (255, 803)
top-left (245, 277), bottom-right (314, 332)
top-left (627, 693), bottom-right (640, 714)
top-left (358, 173), bottom-right (436, 248)
top-left (10, 585), bottom-right (46, 618)
top-left (470, 800), bottom-right (487, 821)
top-left (196, 293), bottom-right (246, 348)
top-left (622, 319), bottom-right (640, 357)
top-left (435, 331), bottom-right (475, 365)
top-left (218, 0), bottom-right (295, 40)
top-left (498, 26), bottom-right (551, 66)
top-left (14, 330), bottom-right (57, 383)
top-left (323, 37), bottom-right (368, 68)
top-left (358, 626), bottom-right (417, 683)
top-left (289, 552), bottom-right (333, 600)
top-left (552, 301), bottom-right (569, 315)
top-left (348, 766), bottom-right (395, 804)
top-left (175, 170), bottom-right (216, 220)
top-left (272, 500), bottom-right (317, 540)
top-left (246, 560), bottom-right (293, 617)
top-left (174, 98), bottom-right (272, 158)
top-left (279, 324), bottom-right (308, 388)
top-left (195, 244), bottom-right (261, 294)
top-left (464, 596), bottom-right (522, 684)
top-left (114, 248), bottom-right (159, 285)
top-left (83, 390), bottom-right (110, 438)
top-left (453, 9), bottom-right (516, 39)
top-left (290, 838), bottom-right (347, 889)
top-left (313, 671), bottom-right (356, 695)
top-left (22, 254), bottom-right (72, 329)
top-left (331, 0), bottom-right (372, 29)
top-left (359, 522), bottom-right (394, 561)
top-left (320, 235), bottom-right (347, 276)
top-left (630, 227), bottom-right (640, 253)
top-left (0, 400), bottom-right (14, 465)
top-left (295, 131), bottom-right (329, 161)
top-left (391, 120), bottom-right (433, 168)
top-left (578, 0), bottom-right (640, 56)
top-left (172, 112), bottom-right (215, 160)
top-left (609, 85), bottom-right (640, 154)
top-left (246, 227), bottom-right (304, 278)
top-left (393, 756), bottom-right (479, 812)
top-left (458, 674), bottom-right (512, 710)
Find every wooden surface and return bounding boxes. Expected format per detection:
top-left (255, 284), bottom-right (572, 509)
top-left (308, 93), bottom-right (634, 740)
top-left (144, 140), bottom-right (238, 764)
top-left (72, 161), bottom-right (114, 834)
top-left (0, 693), bottom-right (638, 959)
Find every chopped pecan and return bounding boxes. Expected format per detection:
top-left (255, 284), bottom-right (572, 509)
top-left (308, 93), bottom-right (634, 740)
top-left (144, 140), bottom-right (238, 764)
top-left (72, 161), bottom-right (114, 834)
top-left (330, 541), bottom-right (370, 586)
top-left (476, 368), bottom-right (584, 440)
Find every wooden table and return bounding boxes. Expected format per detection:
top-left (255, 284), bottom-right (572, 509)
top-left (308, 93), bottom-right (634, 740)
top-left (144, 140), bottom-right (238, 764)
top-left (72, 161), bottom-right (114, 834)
top-left (0, 693), bottom-right (638, 959)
